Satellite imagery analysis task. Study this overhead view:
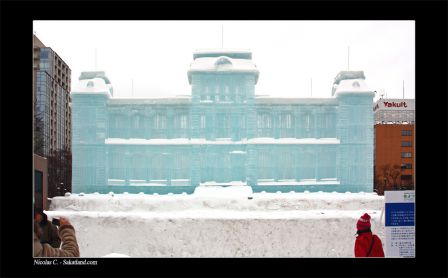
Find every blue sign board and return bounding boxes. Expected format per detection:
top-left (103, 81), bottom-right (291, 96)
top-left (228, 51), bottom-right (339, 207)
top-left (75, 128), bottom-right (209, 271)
top-left (385, 203), bottom-right (415, 227)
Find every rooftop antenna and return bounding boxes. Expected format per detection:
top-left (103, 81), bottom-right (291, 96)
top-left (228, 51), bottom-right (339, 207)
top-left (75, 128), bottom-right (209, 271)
top-left (380, 88), bottom-right (385, 99)
top-left (347, 46), bottom-right (350, 71)
top-left (402, 80), bottom-right (405, 99)
top-left (131, 78), bottom-right (134, 97)
top-left (310, 78), bottom-right (313, 97)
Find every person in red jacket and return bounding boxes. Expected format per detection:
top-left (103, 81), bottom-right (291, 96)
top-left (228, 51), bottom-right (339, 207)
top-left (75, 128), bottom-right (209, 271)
top-left (354, 213), bottom-right (385, 257)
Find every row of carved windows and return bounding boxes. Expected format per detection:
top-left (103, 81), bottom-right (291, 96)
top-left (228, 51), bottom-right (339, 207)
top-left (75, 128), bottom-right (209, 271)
top-left (109, 112), bottom-right (336, 130)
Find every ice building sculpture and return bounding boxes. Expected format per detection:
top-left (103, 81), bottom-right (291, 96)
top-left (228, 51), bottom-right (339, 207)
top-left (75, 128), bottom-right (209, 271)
top-left (71, 50), bottom-right (374, 194)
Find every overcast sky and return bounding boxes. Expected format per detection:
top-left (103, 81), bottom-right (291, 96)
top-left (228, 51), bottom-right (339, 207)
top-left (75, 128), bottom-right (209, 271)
top-left (33, 20), bottom-right (414, 101)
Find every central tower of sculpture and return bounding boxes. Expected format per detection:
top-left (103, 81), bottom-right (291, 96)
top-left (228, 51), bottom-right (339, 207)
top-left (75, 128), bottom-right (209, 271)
top-left (187, 49), bottom-right (260, 186)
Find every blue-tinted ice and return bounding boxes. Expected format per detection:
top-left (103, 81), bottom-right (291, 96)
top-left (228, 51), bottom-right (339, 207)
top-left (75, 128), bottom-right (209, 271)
top-left (71, 50), bottom-right (374, 194)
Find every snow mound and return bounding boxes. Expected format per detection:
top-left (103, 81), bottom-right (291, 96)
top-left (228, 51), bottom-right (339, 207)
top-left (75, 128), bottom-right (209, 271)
top-left (49, 191), bottom-right (383, 212)
top-left (194, 185), bottom-right (252, 196)
top-left (46, 190), bottom-right (385, 257)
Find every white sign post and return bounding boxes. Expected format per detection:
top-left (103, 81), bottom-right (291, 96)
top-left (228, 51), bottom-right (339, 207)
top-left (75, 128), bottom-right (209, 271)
top-left (384, 190), bottom-right (415, 257)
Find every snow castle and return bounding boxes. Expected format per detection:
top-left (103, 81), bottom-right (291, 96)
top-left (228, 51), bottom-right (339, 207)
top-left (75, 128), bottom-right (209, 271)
top-left (71, 49), bottom-right (374, 194)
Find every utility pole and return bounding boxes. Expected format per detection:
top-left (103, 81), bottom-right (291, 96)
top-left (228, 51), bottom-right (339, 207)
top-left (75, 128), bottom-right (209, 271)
top-left (310, 78), bottom-right (313, 97)
top-left (347, 46), bottom-right (350, 71)
top-left (402, 80), bottom-right (405, 99)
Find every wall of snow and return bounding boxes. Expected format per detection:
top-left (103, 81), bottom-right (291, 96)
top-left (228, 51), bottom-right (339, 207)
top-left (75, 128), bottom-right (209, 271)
top-left (47, 189), bottom-right (385, 258)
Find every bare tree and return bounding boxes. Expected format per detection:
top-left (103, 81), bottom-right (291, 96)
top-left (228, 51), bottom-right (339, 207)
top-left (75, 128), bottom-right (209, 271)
top-left (380, 164), bottom-right (391, 191)
top-left (374, 172), bottom-right (385, 195)
top-left (389, 165), bottom-right (401, 190)
top-left (47, 148), bottom-right (72, 197)
top-left (34, 98), bottom-right (45, 156)
top-left (379, 164), bottom-right (401, 192)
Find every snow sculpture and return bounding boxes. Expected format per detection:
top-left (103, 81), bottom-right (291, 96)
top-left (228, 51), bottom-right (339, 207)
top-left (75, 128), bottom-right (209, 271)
top-left (71, 50), bottom-right (374, 194)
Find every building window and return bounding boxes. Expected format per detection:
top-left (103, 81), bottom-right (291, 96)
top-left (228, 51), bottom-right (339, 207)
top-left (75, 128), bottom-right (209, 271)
top-left (401, 174), bottom-right (412, 180)
top-left (401, 130), bottom-right (412, 136)
top-left (133, 115), bottom-right (140, 129)
top-left (257, 114), bottom-right (272, 129)
top-left (258, 151), bottom-right (272, 179)
top-left (401, 141), bottom-right (412, 147)
top-left (154, 114), bottom-right (166, 129)
top-left (200, 115), bottom-right (206, 129)
top-left (240, 116), bottom-right (245, 129)
top-left (35, 170), bottom-right (43, 194)
top-left (34, 170), bottom-right (44, 209)
top-left (401, 163), bottom-right (412, 169)
top-left (40, 49), bottom-right (49, 59)
top-left (401, 152), bottom-right (412, 158)
top-left (180, 114), bottom-right (188, 129)
top-left (279, 113), bottom-right (292, 129)
top-left (304, 113), bottom-right (312, 129)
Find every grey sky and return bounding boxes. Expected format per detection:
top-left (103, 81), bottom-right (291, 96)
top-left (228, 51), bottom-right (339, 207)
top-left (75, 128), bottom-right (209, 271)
top-left (33, 20), bottom-right (414, 101)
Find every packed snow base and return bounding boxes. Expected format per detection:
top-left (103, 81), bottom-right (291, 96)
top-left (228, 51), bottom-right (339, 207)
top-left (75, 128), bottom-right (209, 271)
top-left (47, 186), bottom-right (385, 257)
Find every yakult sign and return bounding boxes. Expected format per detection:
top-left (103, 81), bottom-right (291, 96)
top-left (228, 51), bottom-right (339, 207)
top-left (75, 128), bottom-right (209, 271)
top-left (373, 99), bottom-right (415, 112)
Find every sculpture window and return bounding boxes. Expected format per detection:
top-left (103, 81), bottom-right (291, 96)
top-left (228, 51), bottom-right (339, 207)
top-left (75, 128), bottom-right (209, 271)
top-left (200, 115), bottom-right (206, 129)
top-left (180, 114), bottom-right (188, 129)
top-left (154, 114), bottom-right (167, 129)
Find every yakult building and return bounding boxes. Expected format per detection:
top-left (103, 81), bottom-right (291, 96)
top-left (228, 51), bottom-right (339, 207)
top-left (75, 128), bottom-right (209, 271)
top-left (373, 98), bottom-right (415, 192)
top-left (71, 49), bottom-right (375, 194)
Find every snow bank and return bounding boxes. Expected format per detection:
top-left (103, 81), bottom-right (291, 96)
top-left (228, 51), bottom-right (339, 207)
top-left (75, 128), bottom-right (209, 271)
top-left (49, 191), bottom-right (382, 212)
top-left (47, 190), bottom-right (385, 257)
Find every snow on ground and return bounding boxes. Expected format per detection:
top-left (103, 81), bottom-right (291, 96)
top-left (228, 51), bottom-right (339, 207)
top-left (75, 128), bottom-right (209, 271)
top-left (46, 186), bottom-right (385, 258)
top-left (102, 253), bottom-right (130, 257)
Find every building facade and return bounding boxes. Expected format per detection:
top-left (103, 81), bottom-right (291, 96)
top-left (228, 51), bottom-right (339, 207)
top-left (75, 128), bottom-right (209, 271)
top-left (373, 99), bottom-right (415, 193)
top-left (33, 35), bottom-right (72, 157)
top-left (33, 35), bottom-right (72, 197)
top-left (71, 50), bottom-right (374, 194)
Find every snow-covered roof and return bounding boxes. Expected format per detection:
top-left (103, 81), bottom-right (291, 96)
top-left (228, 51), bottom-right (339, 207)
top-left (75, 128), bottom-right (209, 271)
top-left (193, 49), bottom-right (252, 60)
top-left (256, 97), bottom-right (338, 105)
top-left (333, 79), bottom-right (374, 97)
top-left (188, 56), bottom-right (259, 84)
top-left (105, 138), bottom-right (340, 145)
top-left (79, 71), bottom-right (111, 84)
top-left (333, 71), bottom-right (365, 85)
top-left (331, 71), bottom-right (374, 97)
top-left (71, 78), bottom-right (112, 97)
